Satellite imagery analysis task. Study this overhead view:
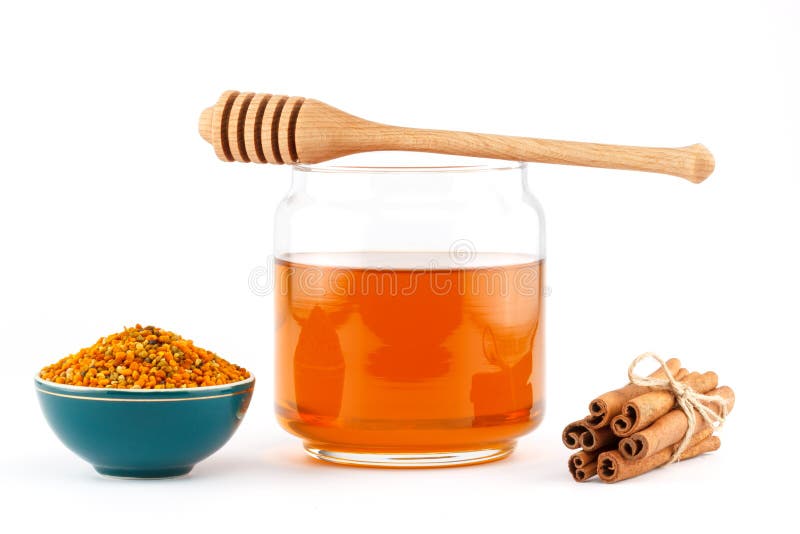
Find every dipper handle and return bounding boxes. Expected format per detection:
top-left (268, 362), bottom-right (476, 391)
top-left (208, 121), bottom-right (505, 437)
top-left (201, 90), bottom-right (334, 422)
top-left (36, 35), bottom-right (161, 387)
top-left (199, 90), bottom-right (714, 183)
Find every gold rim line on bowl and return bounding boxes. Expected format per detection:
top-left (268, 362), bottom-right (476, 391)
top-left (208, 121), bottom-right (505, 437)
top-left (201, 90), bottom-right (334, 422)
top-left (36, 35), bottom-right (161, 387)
top-left (34, 375), bottom-right (255, 402)
top-left (34, 386), bottom-right (255, 402)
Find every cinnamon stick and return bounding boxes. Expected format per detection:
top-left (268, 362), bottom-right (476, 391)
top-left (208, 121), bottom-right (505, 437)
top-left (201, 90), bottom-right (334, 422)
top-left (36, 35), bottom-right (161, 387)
top-left (579, 425), bottom-right (616, 452)
top-left (585, 358), bottom-right (682, 428)
top-left (610, 371), bottom-right (719, 437)
top-left (597, 428), bottom-right (719, 483)
top-left (673, 368), bottom-right (690, 381)
top-left (619, 385), bottom-right (734, 461)
top-left (568, 446), bottom-right (615, 482)
top-left (562, 419), bottom-right (589, 450)
top-left (570, 460), bottom-right (598, 482)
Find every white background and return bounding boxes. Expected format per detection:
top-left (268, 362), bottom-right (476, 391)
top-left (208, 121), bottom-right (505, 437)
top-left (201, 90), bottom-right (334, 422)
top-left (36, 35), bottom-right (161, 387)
top-left (1, 1), bottom-right (797, 532)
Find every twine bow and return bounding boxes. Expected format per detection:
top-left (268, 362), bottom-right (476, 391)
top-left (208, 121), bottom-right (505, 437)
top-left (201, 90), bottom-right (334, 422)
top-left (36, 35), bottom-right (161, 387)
top-left (628, 352), bottom-right (728, 463)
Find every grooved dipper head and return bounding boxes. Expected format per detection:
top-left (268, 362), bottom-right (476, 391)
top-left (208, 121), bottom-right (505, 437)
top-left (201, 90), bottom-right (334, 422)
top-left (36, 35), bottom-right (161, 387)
top-left (198, 107), bottom-right (213, 144)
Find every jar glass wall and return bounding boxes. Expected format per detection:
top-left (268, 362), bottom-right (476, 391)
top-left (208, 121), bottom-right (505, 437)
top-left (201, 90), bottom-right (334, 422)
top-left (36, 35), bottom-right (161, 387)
top-left (274, 154), bottom-right (545, 467)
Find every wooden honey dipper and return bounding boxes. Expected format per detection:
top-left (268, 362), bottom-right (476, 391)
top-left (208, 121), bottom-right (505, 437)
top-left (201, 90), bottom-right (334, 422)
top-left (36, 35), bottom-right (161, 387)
top-left (199, 90), bottom-right (715, 183)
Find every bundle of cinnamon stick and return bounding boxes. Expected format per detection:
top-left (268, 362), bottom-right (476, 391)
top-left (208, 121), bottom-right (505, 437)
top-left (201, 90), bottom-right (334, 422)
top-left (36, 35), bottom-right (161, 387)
top-left (563, 357), bottom-right (734, 483)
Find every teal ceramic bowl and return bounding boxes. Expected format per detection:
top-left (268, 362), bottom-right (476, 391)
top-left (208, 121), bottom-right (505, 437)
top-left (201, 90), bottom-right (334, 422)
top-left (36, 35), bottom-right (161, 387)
top-left (35, 375), bottom-right (255, 478)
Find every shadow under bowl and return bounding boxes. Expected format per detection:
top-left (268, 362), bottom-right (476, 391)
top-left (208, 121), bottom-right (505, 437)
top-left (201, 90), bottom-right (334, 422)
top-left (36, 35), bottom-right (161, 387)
top-left (35, 375), bottom-right (255, 478)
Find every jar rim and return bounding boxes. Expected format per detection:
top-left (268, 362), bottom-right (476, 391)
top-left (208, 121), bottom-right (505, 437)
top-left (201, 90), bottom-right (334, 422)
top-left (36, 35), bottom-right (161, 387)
top-left (294, 156), bottom-right (525, 174)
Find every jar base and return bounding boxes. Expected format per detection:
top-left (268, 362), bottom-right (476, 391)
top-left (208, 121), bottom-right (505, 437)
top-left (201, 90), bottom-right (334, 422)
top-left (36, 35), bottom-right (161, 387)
top-left (303, 442), bottom-right (515, 468)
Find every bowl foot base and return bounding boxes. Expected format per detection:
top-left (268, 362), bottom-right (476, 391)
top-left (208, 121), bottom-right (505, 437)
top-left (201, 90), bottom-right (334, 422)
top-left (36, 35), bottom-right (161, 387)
top-left (94, 465), bottom-right (194, 479)
top-left (303, 442), bottom-right (515, 468)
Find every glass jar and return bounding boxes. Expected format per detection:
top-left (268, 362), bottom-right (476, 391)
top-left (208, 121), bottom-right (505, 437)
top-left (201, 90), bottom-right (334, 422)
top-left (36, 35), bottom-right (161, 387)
top-left (273, 153), bottom-right (545, 467)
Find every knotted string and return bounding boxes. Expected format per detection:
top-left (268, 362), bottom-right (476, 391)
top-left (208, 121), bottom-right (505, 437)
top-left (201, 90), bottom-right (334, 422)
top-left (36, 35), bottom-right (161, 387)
top-left (628, 352), bottom-right (728, 463)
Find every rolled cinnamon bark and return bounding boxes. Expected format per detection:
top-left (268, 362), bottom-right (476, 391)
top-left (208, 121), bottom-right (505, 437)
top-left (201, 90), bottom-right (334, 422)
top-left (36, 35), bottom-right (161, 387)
top-left (673, 368), bottom-right (690, 382)
top-left (585, 358), bottom-right (682, 429)
top-left (579, 425), bottom-right (617, 452)
top-left (570, 460), bottom-right (598, 482)
top-left (562, 419), bottom-right (589, 449)
top-left (610, 371), bottom-right (719, 437)
top-left (619, 385), bottom-right (734, 460)
top-left (569, 446), bottom-right (615, 482)
top-left (569, 449), bottom-right (595, 469)
top-left (597, 428), bottom-right (719, 483)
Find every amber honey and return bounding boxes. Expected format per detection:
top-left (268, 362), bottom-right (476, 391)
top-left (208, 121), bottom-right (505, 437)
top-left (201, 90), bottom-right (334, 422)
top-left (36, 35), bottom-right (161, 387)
top-left (275, 252), bottom-right (544, 465)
